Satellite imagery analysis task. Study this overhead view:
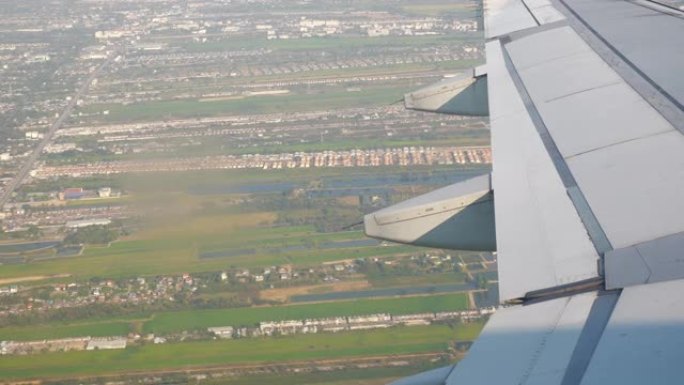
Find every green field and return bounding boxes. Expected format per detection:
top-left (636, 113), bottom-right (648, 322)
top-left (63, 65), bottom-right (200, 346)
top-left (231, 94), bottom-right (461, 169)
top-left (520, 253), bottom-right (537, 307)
top-left (0, 293), bottom-right (468, 341)
top-left (4, 165), bottom-right (489, 282)
top-left (124, 59), bottom-right (481, 93)
top-left (64, 196), bottom-right (132, 207)
top-left (0, 324), bottom-right (483, 380)
top-left (0, 320), bottom-right (133, 341)
top-left (0, 235), bottom-right (418, 281)
top-left (143, 293), bottom-right (469, 334)
top-left (198, 228), bottom-right (366, 252)
top-left (175, 34), bottom-right (481, 53)
top-left (85, 84), bottom-right (414, 123)
top-left (369, 272), bottom-right (469, 288)
top-left (201, 365), bottom-right (440, 385)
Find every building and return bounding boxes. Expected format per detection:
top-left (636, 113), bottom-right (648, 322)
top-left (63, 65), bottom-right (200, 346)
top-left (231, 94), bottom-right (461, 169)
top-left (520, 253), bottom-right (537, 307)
top-left (61, 188), bottom-right (84, 200)
top-left (66, 218), bottom-right (111, 229)
top-left (86, 337), bottom-right (126, 350)
top-left (208, 326), bottom-right (234, 339)
top-left (97, 187), bottom-right (111, 198)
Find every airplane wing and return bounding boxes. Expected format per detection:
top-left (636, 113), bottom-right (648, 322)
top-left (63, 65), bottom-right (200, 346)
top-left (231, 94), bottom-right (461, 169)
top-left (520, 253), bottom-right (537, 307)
top-left (364, 0), bottom-right (684, 384)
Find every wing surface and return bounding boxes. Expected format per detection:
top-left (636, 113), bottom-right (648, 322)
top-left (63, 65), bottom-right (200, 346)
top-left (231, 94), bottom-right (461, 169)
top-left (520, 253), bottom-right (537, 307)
top-left (368, 0), bottom-right (684, 384)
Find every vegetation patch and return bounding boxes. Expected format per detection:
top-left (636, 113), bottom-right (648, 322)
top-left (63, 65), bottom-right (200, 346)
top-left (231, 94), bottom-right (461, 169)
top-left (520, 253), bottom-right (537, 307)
top-left (143, 293), bottom-right (468, 334)
top-left (0, 324), bottom-right (483, 380)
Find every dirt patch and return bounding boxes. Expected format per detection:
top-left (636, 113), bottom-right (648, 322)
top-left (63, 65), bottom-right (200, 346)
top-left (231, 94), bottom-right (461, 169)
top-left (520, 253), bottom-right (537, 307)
top-left (336, 196), bottom-right (360, 207)
top-left (0, 274), bottom-right (70, 286)
top-left (321, 258), bottom-right (356, 265)
top-left (260, 280), bottom-right (371, 302)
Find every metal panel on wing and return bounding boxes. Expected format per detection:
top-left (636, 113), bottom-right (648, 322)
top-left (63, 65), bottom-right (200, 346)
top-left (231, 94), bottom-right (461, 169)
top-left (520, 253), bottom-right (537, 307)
top-left (505, 26), bottom-right (672, 158)
top-left (567, 131), bottom-right (684, 249)
top-left (605, 232), bottom-right (684, 289)
top-left (484, 0), bottom-right (538, 39)
top-left (486, 40), bottom-right (599, 301)
top-left (580, 279), bottom-right (684, 385)
top-left (445, 293), bottom-right (596, 385)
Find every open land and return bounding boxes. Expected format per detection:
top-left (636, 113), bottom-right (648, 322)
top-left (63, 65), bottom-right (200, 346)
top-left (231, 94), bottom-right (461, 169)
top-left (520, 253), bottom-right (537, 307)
top-left (0, 324), bottom-right (484, 381)
top-left (0, 0), bottom-right (494, 383)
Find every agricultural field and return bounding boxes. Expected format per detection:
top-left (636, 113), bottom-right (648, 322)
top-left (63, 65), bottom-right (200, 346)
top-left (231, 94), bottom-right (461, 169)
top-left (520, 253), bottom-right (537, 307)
top-left (368, 272), bottom-right (469, 288)
top-left (143, 293), bottom-right (469, 334)
top-left (137, 60), bottom-right (482, 90)
top-left (199, 365), bottom-right (441, 385)
top-left (0, 293), bottom-right (468, 341)
top-left (83, 84), bottom-right (415, 123)
top-left (175, 34), bottom-right (481, 53)
top-left (0, 226), bottom-right (418, 280)
top-left (0, 323), bottom-right (484, 380)
top-left (0, 320), bottom-right (133, 342)
top-left (3, 166), bottom-right (489, 282)
top-left (0, 0), bottom-right (491, 383)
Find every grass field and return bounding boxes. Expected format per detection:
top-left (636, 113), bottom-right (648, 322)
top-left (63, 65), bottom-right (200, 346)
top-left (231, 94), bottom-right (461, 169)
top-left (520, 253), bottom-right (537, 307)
top-left (0, 324), bottom-right (483, 380)
top-left (369, 272), bottom-right (469, 289)
top-left (201, 365), bottom-right (440, 385)
top-left (143, 293), bottom-right (469, 334)
top-left (0, 293), bottom-right (469, 341)
top-left (0, 320), bottom-right (133, 341)
top-left (3, 165), bottom-right (490, 282)
top-left (175, 34), bottom-right (481, 53)
top-left (64, 196), bottom-right (132, 207)
top-left (0, 202), bottom-right (403, 280)
top-left (122, 59), bottom-right (483, 96)
top-left (85, 84), bottom-right (414, 123)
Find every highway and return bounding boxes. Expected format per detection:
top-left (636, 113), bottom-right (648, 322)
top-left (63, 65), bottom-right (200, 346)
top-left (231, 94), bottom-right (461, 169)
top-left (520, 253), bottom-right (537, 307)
top-left (0, 50), bottom-right (120, 208)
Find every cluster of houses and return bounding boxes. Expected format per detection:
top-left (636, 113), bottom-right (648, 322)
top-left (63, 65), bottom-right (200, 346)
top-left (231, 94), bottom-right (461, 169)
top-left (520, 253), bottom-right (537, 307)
top-left (209, 308), bottom-right (497, 339)
top-left (0, 336), bottom-right (127, 355)
top-left (33, 146), bottom-right (492, 178)
top-left (0, 308), bottom-right (497, 356)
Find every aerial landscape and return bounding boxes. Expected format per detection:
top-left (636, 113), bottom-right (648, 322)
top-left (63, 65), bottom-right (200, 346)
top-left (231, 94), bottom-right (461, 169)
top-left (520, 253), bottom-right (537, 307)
top-left (0, 0), bottom-right (497, 384)
top-left (4, 0), bottom-right (683, 383)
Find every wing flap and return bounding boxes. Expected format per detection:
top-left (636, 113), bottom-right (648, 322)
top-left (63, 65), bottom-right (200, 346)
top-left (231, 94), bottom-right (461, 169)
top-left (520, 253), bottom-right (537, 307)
top-left (364, 174), bottom-right (496, 251)
top-left (487, 39), bottom-right (599, 301)
top-left (404, 68), bottom-right (489, 116)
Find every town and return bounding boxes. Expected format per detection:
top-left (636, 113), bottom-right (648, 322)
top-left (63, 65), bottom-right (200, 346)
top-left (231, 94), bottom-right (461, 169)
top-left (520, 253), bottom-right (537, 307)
top-left (33, 146), bottom-right (491, 178)
top-left (0, 0), bottom-right (495, 384)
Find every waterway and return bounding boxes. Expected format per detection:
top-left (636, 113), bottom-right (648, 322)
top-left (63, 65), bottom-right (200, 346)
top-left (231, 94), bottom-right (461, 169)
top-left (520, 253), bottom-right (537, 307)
top-left (187, 167), bottom-right (489, 196)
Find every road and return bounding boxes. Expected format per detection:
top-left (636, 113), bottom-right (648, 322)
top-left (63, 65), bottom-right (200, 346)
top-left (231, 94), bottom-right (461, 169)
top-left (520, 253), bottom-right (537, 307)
top-left (0, 50), bottom-right (120, 208)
